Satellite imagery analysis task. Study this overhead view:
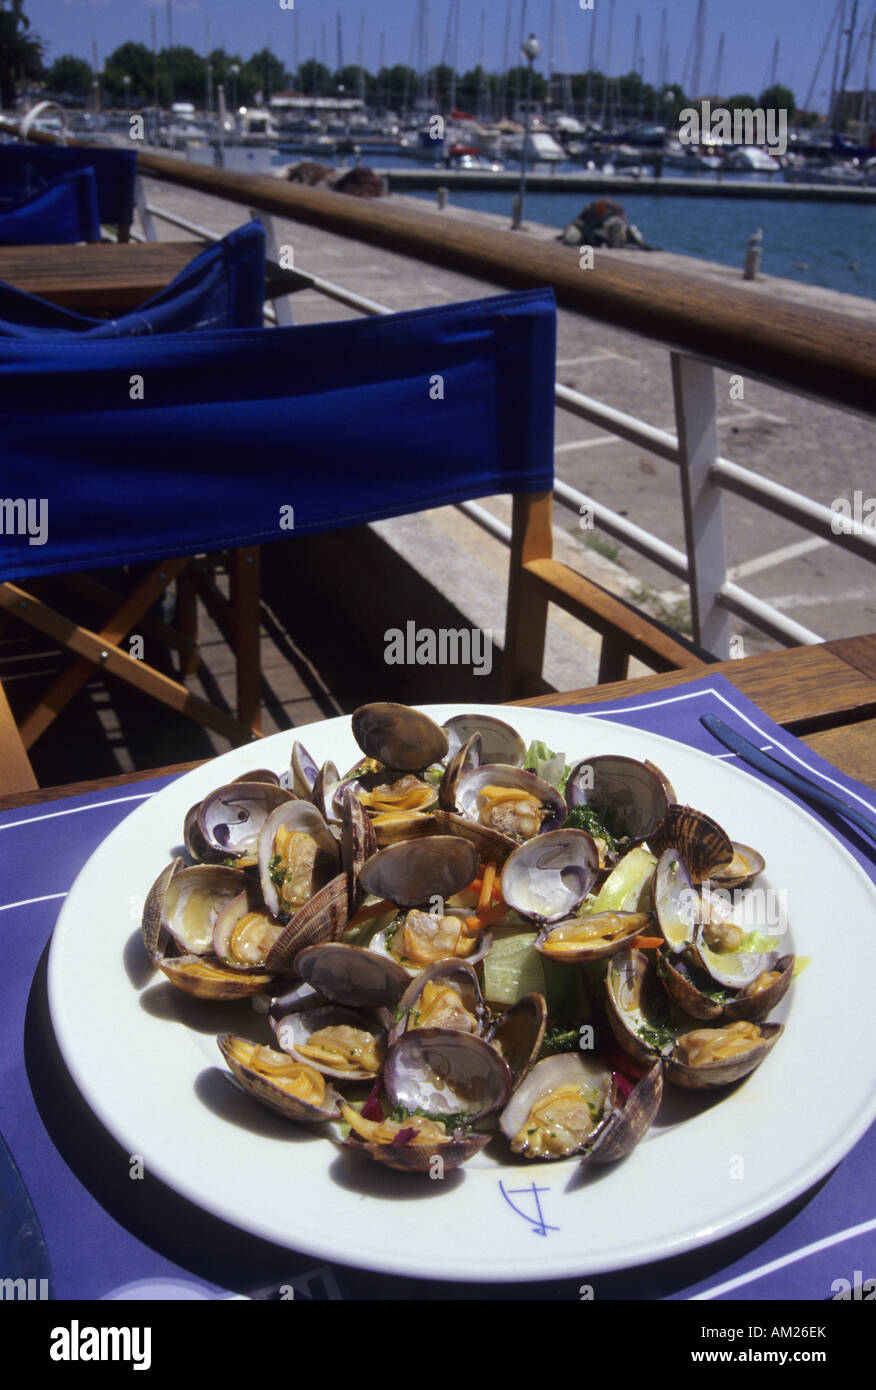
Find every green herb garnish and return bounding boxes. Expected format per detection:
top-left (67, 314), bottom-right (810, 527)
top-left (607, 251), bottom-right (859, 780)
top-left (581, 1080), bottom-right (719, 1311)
top-left (539, 1025), bottom-right (581, 1059)
top-left (563, 803), bottom-right (621, 852)
top-left (389, 1105), bottom-right (469, 1135)
top-left (268, 854), bottom-right (285, 889)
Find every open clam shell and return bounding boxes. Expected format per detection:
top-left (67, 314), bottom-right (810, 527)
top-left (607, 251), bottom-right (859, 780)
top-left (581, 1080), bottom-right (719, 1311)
top-left (455, 765), bottom-right (566, 844)
top-left (294, 942), bottom-right (411, 1010)
top-left (218, 1035), bottom-right (343, 1123)
top-left (158, 956), bottom-right (273, 1000)
top-left (566, 755), bottom-right (669, 848)
top-left (535, 910), bottom-right (651, 965)
top-left (357, 835), bottom-right (478, 909)
top-left (430, 809), bottom-right (517, 863)
top-left (498, 1052), bottom-right (612, 1160)
top-left (263, 872), bottom-right (349, 973)
top-left (143, 861), bottom-right (249, 959)
top-left (343, 1129), bottom-right (492, 1173)
top-left (581, 1061), bottom-right (663, 1166)
top-left (657, 948), bottom-right (795, 1024)
top-left (274, 1004), bottom-right (386, 1081)
top-left (664, 1020), bottom-right (784, 1090)
top-left (485, 992), bottom-right (547, 1090)
top-left (258, 800), bottom-right (340, 920)
top-left (501, 828), bottom-right (599, 925)
top-left (443, 714), bottom-right (526, 768)
top-left (352, 702), bottom-right (449, 772)
top-left (648, 805), bottom-right (734, 884)
top-left (654, 847), bottom-right (698, 953)
top-left (605, 948), bottom-right (680, 1064)
top-left (384, 1029), bottom-right (513, 1121)
top-left (340, 784), bottom-right (377, 915)
top-left (389, 959), bottom-right (487, 1046)
top-left (370, 907), bottom-right (492, 978)
top-left (212, 889), bottom-right (285, 971)
top-left (290, 740), bottom-right (319, 798)
top-left (439, 732), bottom-right (482, 812)
top-left (198, 782), bottom-right (294, 862)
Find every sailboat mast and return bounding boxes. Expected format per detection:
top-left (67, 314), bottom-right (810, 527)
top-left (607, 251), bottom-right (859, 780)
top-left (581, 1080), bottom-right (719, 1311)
top-left (837, 0), bottom-right (860, 129)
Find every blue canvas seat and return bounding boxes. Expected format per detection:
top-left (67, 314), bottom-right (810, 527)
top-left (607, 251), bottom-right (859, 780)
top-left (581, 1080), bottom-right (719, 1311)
top-left (0, 288), bottom-right (557, 764)
top-left (0, 145), bottom-right (137, 239)
top-left (0, 220), bottom-right (267, 338)
top-left (0, 166), bottom-right (100, 246)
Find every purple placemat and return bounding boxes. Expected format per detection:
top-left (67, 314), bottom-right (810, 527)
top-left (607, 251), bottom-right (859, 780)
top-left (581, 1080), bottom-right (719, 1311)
top-left (1, 674), bottom-right (874, 1300)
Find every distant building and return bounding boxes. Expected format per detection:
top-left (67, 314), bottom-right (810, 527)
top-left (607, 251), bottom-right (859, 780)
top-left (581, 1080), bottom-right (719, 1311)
top-left (269, 90), bottom-right (365, 119)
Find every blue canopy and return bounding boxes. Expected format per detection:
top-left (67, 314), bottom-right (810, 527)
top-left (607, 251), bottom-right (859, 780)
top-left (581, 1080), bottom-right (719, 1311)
top-left (0, 287), bottom-right (556, 582)
top-left (0, 145), bottom-right (137, 233)
top-left (0, 167), bottom-right (100, 246)
top-left (0, 220), bottom-right (266, 339)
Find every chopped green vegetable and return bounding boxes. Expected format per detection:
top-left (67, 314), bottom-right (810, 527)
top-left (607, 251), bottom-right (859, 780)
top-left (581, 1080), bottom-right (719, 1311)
top-left (525, 740), bottom-right (571, 794)
top-left (539, 1026), bottom-right (580, 1059)
top-left (586, 847), bottom-right (656, 913)
top-left (389, 1105), bottom-right (468, 1134)
top-left (636, 1022), bottom-right (677, 1051)
top-left (482, 928), bottom-right (544, 1006)
top-left (737, 930), bottom-right (783, 954)
top-left (792, 956), bottom-right (811, 978)
top-left (268, 854), bottom-right (285, 889)
top-left (563, 803), bottom-right (621, 851)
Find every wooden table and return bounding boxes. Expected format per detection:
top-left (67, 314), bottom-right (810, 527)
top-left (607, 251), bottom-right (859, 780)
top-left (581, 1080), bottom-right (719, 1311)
top-left (0, 241), bottom-right (308, 314)
top-left (2, 636), bottom-right (875, 812)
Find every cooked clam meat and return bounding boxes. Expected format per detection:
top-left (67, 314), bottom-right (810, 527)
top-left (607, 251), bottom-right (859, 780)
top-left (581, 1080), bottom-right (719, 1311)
top-left (412, 981), bottom-right (479, 1033)
top-left (223, 911), bottom-right (283, 967)
top-left (341, 1104), bottom-right (450, 1146)
top-left (394, 910), bottom-right (477, 967)
top-left (747, 970), bottom-right (781, 995)
top-left (476, 786), bottom-right (545, 840)
top-left (357, 776), bottom-right (434, 813)
top-left (271, 827), bottom-right (322, 912)
top-left (675, 1021), bottom-right (763, 1068)
top-left (511, 1081), bottom-right (606, 1159)
top-left (224, 1039), bottom-right (328, 1105)
top-left (701, 919), bottom-right (744, 953)
top-left (295, 1024), bottom-right (383, 1074)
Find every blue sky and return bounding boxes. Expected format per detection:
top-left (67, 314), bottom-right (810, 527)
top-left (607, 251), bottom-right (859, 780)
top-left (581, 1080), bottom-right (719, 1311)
top-left (28, 0), bottom-right (873, 113)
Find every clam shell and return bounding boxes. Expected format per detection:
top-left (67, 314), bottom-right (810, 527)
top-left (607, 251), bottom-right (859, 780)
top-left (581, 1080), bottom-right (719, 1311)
top-left (648, 805), bottom-right (734, 885)
top-left (485, 992), bottom-right (547, 1089)
top-left (581, 1061), bottom-right (663, 1165)
top-left (263, 872), bottom-right (349, 973)
top-left (198, 782), bottom-right (294, 860)
top-left (294, 942), bottom-right (411, 1009)
top-left (535, 910), bottom-right (651, 964)
top-left (369, 908), bottom-right (492, 978)
top-left (455, 765), bottom-right (566, 842)
top-left (654, 847), bottom-right (698, 952)
top-left (389, 959), bottom-right (487, 1046)
top-left (498, 1052), bottom-right (612, 1158)
top-left (357, 835), bottom-right (478, 909)
top-left (605, 948), bottom-right (679, 1063)
top-left (430, 809), bottom-right (516, 863)
top-left (218, 1035), bottom-right (342, 1123)
top-left (501, 828), bottom-right (599, 925)
top-left (258, 800), bottom-right (340, 919)
top-left (665, 1021), bottom-right (784, 1090)
top-left (274, 1004), bottom-right (386, 1081)
top-left (151, 862), bottom-right (250, 958)
top-left (566, 755), bottom-right (669, 845)
top-left (711, 842), bottom-right (766, 890)
top-left (343, 1130), bottom-right (491, 1172)
top-left (442, 714), bottom-right (526, 768)
top-left (290, 740), bottom-right (319, 798)
top-left (158, 955), bottom-right (272, 1000)
top-left (439, 732), bottom-right (482, 812)
top-left (384, 1029), bottom-right (513, 1121)
top-left (212, 889), bottom-right (285, 970)
top-left (352, 702), bottom-right (449, 771)
top-left (340, 784), bottom-right (377, 915)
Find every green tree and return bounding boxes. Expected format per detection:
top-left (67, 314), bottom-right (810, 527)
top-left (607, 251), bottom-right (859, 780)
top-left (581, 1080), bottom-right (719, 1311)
top-left (726, 92), bottom-right (758, 111)
top-left (374, 64), bottom-right (417, 111)
top-left (295, 58), bottom-right (330, 97)
top-left (159, 45), bottom-right (205, 105)
top-left (759, 83), bottom-right (796, 118)
top-left (103, 41), bottom-right (154, 104)
top-left (47, 54), bottom-right (92, 101)
top-left (242, 47), bottom-right (288, 103)
top-left (0, 0), bottom-right (45, 108)
top-left (502, 64), bottom-right (547, 108)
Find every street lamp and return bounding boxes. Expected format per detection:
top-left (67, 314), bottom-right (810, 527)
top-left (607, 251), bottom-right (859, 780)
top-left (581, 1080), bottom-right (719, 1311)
top-left (122, 74), bottom-right (131, 113)
top-left (230, 63), bottom-right (240, 112)
top-left (513, 33), bottom-right (541, 230)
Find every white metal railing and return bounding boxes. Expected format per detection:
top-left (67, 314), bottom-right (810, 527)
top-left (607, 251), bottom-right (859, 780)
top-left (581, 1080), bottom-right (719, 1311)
top-left (135, 177), bottom-right (876, 659)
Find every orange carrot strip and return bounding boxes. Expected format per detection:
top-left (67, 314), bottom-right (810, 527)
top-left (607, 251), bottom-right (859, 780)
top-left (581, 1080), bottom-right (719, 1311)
top-left (477, 864), bottom-right (496, 915)
top-left (630, 936), bottom-right (664, 950)
top-left (464, 899), bottom-right (510, 934)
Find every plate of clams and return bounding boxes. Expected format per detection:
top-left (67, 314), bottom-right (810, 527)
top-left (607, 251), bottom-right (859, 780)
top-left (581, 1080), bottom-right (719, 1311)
top-left (48, 702), bottom-right (876, 1282)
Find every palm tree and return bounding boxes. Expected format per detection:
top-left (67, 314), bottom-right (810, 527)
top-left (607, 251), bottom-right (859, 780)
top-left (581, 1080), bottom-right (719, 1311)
top-left (0, 0), bottom-right (46, 111)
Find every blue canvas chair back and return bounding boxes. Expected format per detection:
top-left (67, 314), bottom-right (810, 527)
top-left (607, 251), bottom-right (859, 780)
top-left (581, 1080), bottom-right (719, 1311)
top-left (0, 220), bottom-right (266, 339)
top-left (0, 145), bottom-right (137, 236)
top-left (0, 166), bottom-right (100, 245)
top-left (0, 288), bottom-right (556, 583)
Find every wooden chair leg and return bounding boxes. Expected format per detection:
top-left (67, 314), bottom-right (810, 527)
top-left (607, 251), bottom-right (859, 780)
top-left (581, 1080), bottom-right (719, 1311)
top-left (230, 547), bottom-right (261, 734)
top-left (7, 559), bottom-right (188, 749)
top-left (0, 679), bottom-right (38, 794)
top-left (502, 492), bottom-right (553, 700)
top-left (175, 571), bottom-right (201, 677)
top-left (597, 636), bottom-right (630, 684)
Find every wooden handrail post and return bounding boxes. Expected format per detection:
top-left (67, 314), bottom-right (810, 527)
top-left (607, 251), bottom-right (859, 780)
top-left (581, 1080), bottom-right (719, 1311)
top-left (671, 354), bottom-right (732, 658)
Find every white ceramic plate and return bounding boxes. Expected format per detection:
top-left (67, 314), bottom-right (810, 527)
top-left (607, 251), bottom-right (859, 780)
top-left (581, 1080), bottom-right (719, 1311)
top-left (48, 704), bottom-right (876, 1283)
